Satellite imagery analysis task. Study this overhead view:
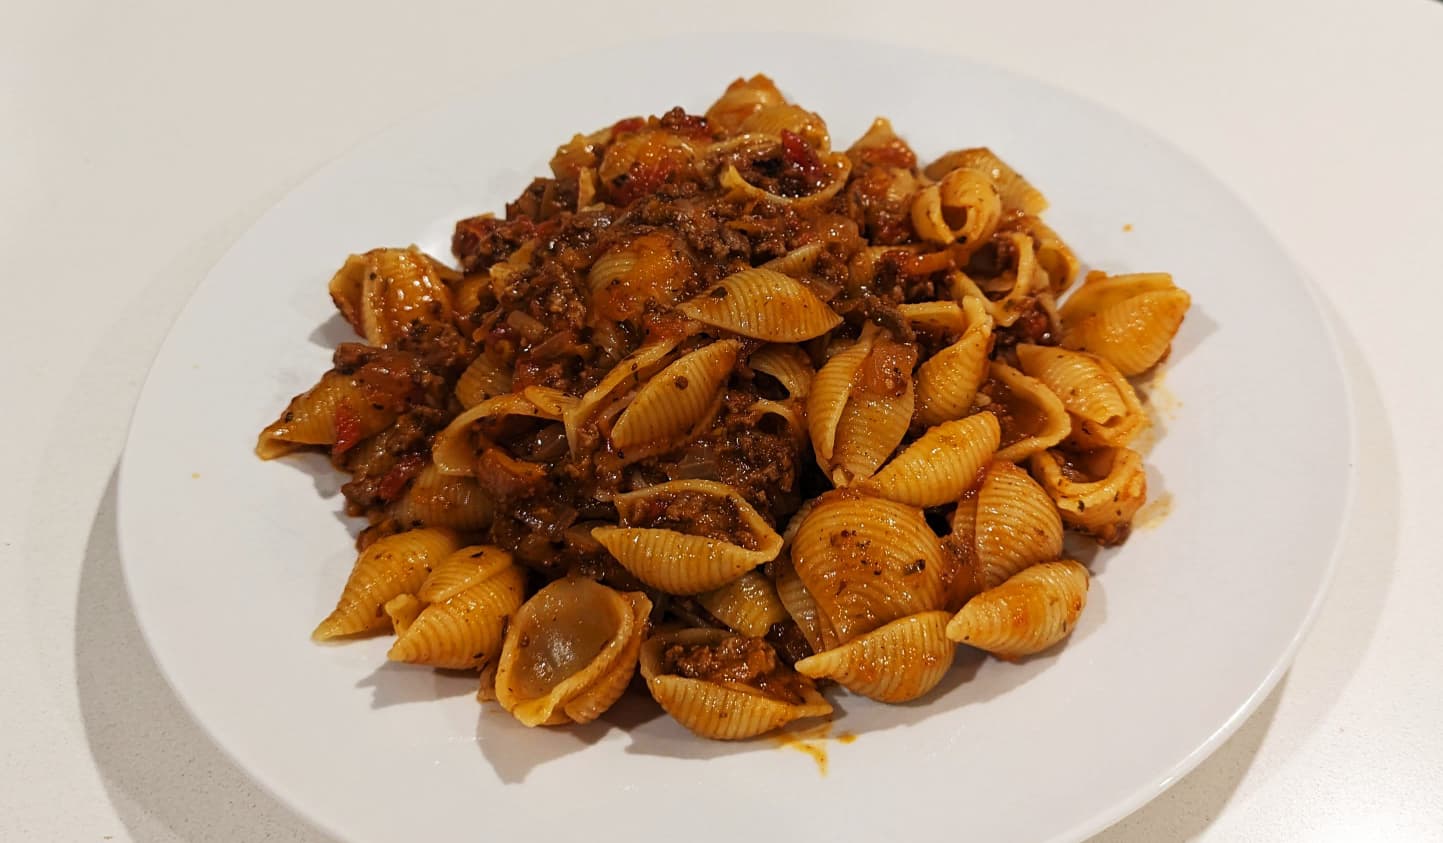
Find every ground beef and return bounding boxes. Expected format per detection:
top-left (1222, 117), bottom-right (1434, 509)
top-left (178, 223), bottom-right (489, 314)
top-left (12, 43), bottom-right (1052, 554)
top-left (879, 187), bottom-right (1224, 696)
top-left (626, 490), bottom-right (758, 549)
top-left (659, 636), bottom-right (808, 704)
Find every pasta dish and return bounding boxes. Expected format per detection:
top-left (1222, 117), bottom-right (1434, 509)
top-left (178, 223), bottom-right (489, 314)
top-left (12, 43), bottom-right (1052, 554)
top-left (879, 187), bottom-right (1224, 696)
top-left (256, 76), bottom-right (1191, 740)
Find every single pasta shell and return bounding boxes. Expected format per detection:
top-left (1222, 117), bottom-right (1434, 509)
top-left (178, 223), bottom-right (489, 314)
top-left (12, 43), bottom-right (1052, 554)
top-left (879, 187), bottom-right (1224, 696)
top-left (698, 570), bottom-right (789, 637)
top-left (559, 592), bottom-right (652, 724)
top-left (1058, 272), bottom-right (1176, 324)
top-left (916, 296), bottom-right (994, 426)
top-left (717, 153), bottom-right (852, 210)
top-left (898, 300), bottom-right (967, 335)
top-left (638, 629), bottom-right (832, 740)
top-left (794, 611), bottom-right (955, 703)
top-left (827, 335), bottom-right (918, 485)
top-left (913, 168), bottom-right (1003, 254)
top-left (610, 340), bottom-right (741, 454)
top-left (923, 147), bottom-right (1048, 215)
top-left (312, 528), bottom-right (461, 641)
top-left (1030, 447), bottom-right (1147, 546)
top-left (705, 74), bottom-right (787, 134)
top-left (761, 242), bottom-right (826, 279)
top-left (587, 232), bottom-right (695, 319)
top-left (359, 247), bottom-right (454, 348)
top-left (773, 554), bottom-right (826, 653)
top-left (432, 392), bottom-right (558, 476)
top-left (389, 464), bottom-right (494, 531)
top-left (418, 545), bottom-right (515, 604)
top-left (975, 461), bottom-right (1064, 589)
top-left (738, 103), bottom-right (831, 151)
top-left (382, 593), bottom-right (422, 636)
top-left (593, 480), bottom-right (784, 594)
top-left (748, 344), bottom-right (815, 400)
top-left (454, 353), bottom-right (513, 408)
top-left (1016, 344), bottom-right (1148, 448)
top-left (984, 362), bottom-right (1072, 463)
top-left (1062, 289), bottom-right (1192, 377)
top-left (863, 412), bottom-right (1000, 508)
top-left (564, 336), bottom-right (681, 452)
top-left (326, 253), bottom-right (369, 334)
top-left (1010, 214), bottom-right (1078, 293)
top-left (946, 231), bottom-right (1041, 329)
top-left (387, 563), bottom-right (526, 670)
top-left (790, 492), bottom-right (949, 648)
top-left (946, 560), bottom-right (1089, 660)
top-left (945, 496), bottom-right (982, 612)
top-left (806, 329), bottom-right (875, 462)
top-left (494, 578), bottom-right (650, 728)
top-left (677, 267), bottom-right (842, 342)
top-left (255, 370), bottom-right (396, 459)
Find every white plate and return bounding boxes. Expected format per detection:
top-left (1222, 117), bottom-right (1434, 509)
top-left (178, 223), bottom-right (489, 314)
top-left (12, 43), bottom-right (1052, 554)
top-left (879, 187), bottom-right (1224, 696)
top-left (118, 35), bottom-right (1352, 843)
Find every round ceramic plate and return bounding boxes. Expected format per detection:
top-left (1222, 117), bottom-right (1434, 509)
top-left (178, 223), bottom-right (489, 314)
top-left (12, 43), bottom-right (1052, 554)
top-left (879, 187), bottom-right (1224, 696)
top-left (119, 35), bottom-right (1352, 843)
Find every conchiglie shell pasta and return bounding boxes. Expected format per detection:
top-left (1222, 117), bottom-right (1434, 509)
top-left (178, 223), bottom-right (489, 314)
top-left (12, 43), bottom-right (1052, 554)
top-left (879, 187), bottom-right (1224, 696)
top-left (948, 231), bottom-right (1043, 328)
top-left (897, 300), bottom-right (967, 335)
top-left (454, 352), bottom-right (513, 408)
top-left (1016, 344), bottom-right (1147, 449)
top-left (790, 492), bottom-right (948, 648)
top-left (916, 296), bottom-right (994, 426)
top-left (639, 629), bottom-right (832, 740)
top-left (388, 558), bottom-right (526, 670)
top-left (1060, 273), bottom-right (1191, 376)
top-left (432, 392), bottom-right (560, 477)
top-left (946, 560), bottom-right (1089, 660)
top-left (697, 570), bottom-right (789, 637)
top-left (973, 461), bottom-right (1064, 589)
top-left (829, 359), bottom-right (915, 484)
top-left (980, 362), bottom-right (1072, 463)
top-left (863, 412), bottom-right (1000, 508)
top-left (677, 268), bottom-right (842, 342)
top-left (592, 480), bottom-right (784, 594)
top-left (355, 247), bottom-right (455, 348)
top-left (923, 147), bottom-right (1048, 215)
top-left (739, 103), bottom-right (830, 150)
top-left (1011, 215), bottom-right (1079, 293)
top-left (382, 594), bottom-right (422, 636)
top-left (313, 529), bottom-right (461, 641)
top-left (807, 328), bottom-right (875, 463)
top-left (748, 344), bottom-right (814, 400)
top-left (705, 74), bottom-right (787, 134)
top-left (773, 554), bottom-right (826, 653)
top-left (718, 153), bottom-right (852, 210)
top-left (811, 329), bottom-right (917, 485)
top-left (494, 578), bottom-right (652, 727)
top-left (256, 370), bottom-right (398, 459)
top-left (1030, 447), bottom-right (1147, 546)
top-left (910, 168), bottom-right (1003, 255)
top-left (610, 340), bottom-right (740, 454)
top-left (795, 611), bottom-right (954, 703)
top-left (388, 464), bottom-right (494, 531)
top-left (564, 336), bottom-right (682, 452)
top-left (418, 545), bottom-right (514, 604)
top-left (762, 242), bottom-right (825, 279)
top-left (587, 232), bottom-right (695, 321)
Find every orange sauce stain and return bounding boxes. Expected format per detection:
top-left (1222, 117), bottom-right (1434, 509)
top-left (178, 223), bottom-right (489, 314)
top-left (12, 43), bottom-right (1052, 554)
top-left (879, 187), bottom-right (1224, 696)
top-left (1122, 223), bottom-right (1134, 232)
top-left (1139, 368), bottom-right (1182, 422)
top-left (190, 472), bottom-right (201, 479)
top-left (771, 721), bottom-right (852, 775)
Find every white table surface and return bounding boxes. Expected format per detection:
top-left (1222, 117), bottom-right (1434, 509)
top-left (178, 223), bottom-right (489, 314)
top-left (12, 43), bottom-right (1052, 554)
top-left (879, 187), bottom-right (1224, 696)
top-left (4, 0), bottom-right (1441, 839)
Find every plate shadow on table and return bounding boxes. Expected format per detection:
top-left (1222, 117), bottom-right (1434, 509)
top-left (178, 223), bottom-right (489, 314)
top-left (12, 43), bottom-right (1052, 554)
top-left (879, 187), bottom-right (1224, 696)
top-left (76, 468), bottom-right (337, 842)
top-left (1087, 292), bottom-right (1402, 841)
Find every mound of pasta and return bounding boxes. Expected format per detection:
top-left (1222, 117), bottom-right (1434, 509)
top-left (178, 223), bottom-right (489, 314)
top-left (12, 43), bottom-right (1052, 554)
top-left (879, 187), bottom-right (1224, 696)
top-left (258, 76), bottom-right (1191, 741)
